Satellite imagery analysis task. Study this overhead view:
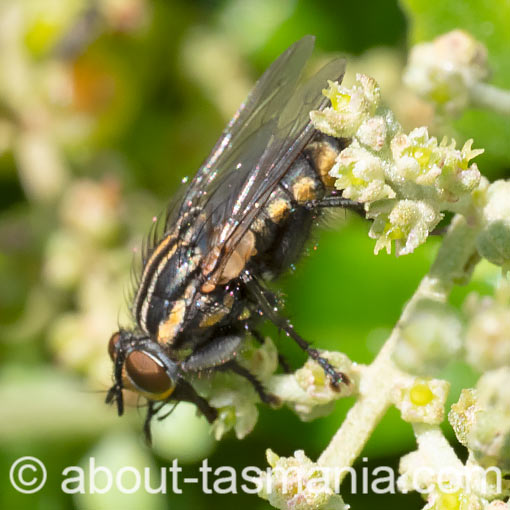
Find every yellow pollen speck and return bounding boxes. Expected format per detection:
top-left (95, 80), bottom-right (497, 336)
top-left (199, 309), bottom-right (228, 328)
top-left (438, 490), bottom-right (462, 510)
top-left (327, 90), bottom-right (351, 111)
top-left (238, 307), bottom-right (251, 320)
top-left (410, 383), bottom-right (434, 406)
top-left (408, 146), bottom-right (432, 169)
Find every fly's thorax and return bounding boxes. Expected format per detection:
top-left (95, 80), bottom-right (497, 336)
top-left (134, 228), bottom-right (203, 340)
top-left (162, 285), bottom-right (245, 352)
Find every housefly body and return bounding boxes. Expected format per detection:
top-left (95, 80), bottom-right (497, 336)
top-left (106, 35), bottom-right (362, 440)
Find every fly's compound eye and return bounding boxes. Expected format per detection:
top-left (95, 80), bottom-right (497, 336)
top-left (124, 350), bottom-right (175, 400)
top-left (108, 331), bottom-right (121, 361)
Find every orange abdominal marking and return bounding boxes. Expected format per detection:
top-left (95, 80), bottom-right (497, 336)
top-left (292, 176), bottom-right (317, 202)
top-left (267, 197), bottom-right (291, 223)
top-left (201, 230), bottom-right (257, 292)
top-left (307, 141), bottom-right (338, 186)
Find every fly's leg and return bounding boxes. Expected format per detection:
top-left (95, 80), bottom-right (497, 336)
top-left (180, 334), bottom-right (244, 372)
top-left (143, 401), bottom-right (166, 445)
top-left (242, 271), bottom-right (349, 389)
top-left (172, 379), bottom-right (218, 423)
top-left (143, 380), bottom-right (219, 444)
top-left (181, 332), bottom-right (279, 405)
top-left (216, 360), bottom-right (280, 406)
top-left (251, 329), bottom-right (292, 373)
top-left (305, 195), bottom-right (365, 217)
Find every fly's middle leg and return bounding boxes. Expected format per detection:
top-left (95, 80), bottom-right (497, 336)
top-left (216, 360), bottom-right (280, 406)
top-left (242, 271), bottom-right (350, 390)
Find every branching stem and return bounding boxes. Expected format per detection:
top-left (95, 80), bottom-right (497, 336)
top-left (317, 214), bottom-right (480, 482)
top-left (469, 81), bottom-right (510, 116)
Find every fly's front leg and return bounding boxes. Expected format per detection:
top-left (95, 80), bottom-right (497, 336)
top-left (142, 382), bottom-right (217, 444)
top-left (172, 379), bottom-right (218, 423)
top-left (242, 271), bottom-right (349, 389)
top-left (180, 332), bottom-right (278, 404)
top-left (143, 401), bottom-right (162, 445)
top-left (180, 334), bottom-right (244, 372)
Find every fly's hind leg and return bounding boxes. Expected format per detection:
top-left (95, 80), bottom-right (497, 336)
top-left (242, 271), bottom-right (349, 390)
top-left (305, 195), bottom-right (365, 217)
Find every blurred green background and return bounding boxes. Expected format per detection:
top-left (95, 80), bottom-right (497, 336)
top-left (1, 0), bottom-right (508, 509)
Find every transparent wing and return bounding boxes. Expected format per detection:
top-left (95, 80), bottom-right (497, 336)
top-left (199, 57), bottom-right (346, 283)
top-left (168, 35), bottom-right (316, 237)
top-left (162, 36), bottom-right (345, 284)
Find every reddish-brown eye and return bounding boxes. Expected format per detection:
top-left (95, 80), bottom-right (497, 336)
top-left (108, 332), bottom-right (121, 360)
top-left (125, 351), bottom-right (174, 397)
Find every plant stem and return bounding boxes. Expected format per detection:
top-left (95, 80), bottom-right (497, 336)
top-left (317, 214), bottom-right (480, 481)
top-left (469, 82), bottom-right (510, 116)
top-left (413, 423), bottom-right (464, 471)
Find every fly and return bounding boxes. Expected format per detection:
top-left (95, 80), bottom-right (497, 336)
top-left (106, 35), bottom-right (363, 441)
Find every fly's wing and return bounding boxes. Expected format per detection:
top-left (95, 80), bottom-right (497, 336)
top-left (140, 36), bottom-right (316, 275)
top-left (168, 35), bottom-right (316, 240)
top-left (164, 36), bottom-right (345, 285)
top-left (215, 57), bottom-right (346, 253)
top-left (193, 59), bottom-right (346, 284)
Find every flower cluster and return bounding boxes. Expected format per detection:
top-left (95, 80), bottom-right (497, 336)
top-left (311, 75), bottom-right (484, 256)
top-left (450, 369), bottom-right (510, 472)
top-left (259, 28), bottom-right (510, 510)
top-left (258, 450), bottom-right (346, 510)
top-left (463, 282), bottom-right (510, 372)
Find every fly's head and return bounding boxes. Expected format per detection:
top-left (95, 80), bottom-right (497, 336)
top-left (106, 329), bottom-right (179, 416)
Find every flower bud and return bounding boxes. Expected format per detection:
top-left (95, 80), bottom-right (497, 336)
top-left (393, 299), bottom-right (463, 375)
top-left (450, 369), bottom-right (510, 471)
top-left (403, 30), bottom-right (489, 116)
top-left (476, 181), bottom-right (510, 273)
top-left (463, 285), bottom-right (510, 372)
top-left (393, 377), bottom-right (450, 425)
top-left (368, 199), bottom-right (442, 256)
top-left (469, 368), bottom-right (510, 471)
top-left (259, 449), bottom-right (347, 510)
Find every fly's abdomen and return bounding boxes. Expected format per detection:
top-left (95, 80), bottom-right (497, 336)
top-left (248, 133), bottom-right (343, 278)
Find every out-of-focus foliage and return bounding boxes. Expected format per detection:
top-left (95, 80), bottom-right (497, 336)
top-left (0, 1), bottom-right (507, 509)
top-left (402, 0), bottom-right (510, 177)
